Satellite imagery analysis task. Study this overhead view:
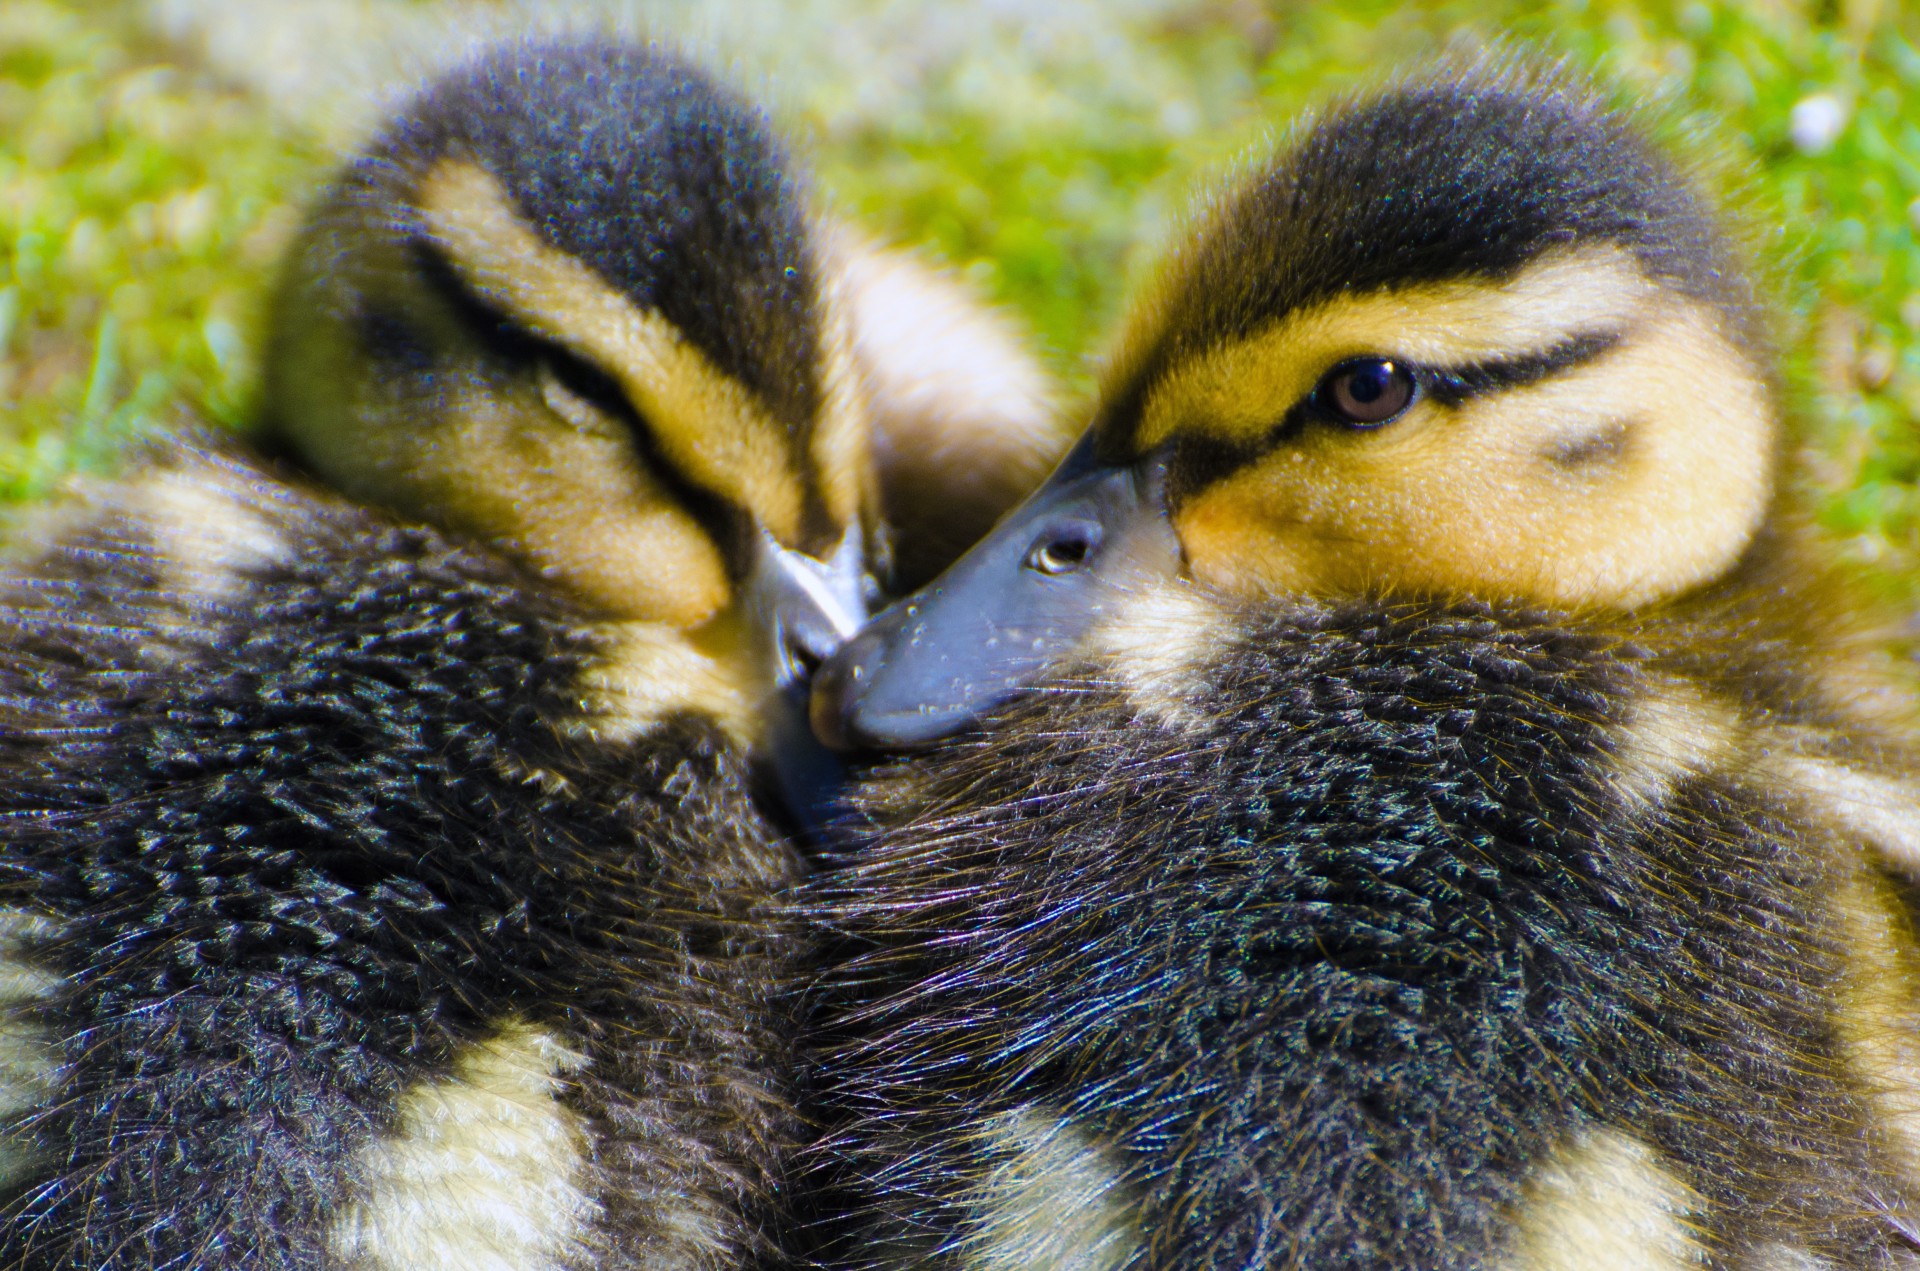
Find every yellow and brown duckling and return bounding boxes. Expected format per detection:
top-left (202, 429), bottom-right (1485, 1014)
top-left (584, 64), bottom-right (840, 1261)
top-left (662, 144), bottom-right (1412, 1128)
top-left (809, 61), bottom-right (1920, 1270)
top-left (0, 37), bottom-right (1054, 1271)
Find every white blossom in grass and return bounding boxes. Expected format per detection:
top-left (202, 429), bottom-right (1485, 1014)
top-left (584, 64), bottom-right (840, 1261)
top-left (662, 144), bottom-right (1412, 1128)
top-left (1789, 93), bottom-right (1847, 155)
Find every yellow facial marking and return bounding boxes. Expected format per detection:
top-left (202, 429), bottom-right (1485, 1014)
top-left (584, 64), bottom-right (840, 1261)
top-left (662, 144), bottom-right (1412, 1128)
top-left (1492, 1128), bottom-right (1702, 1271)
top-left (408, 373), bottom-right (730, 627)
top-left (272, 171), bottom-right (732, 627)
top-left (1146, 250), bottom-right (1774, 610)
top-left (417, 160), bottom-right (811, 545)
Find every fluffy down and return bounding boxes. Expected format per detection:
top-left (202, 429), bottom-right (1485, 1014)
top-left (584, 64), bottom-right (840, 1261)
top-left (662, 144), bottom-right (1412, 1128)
top-left (0, 444), bottom-right (803, 1270)
top-left (809, 597), bottom-right (1920, 1270)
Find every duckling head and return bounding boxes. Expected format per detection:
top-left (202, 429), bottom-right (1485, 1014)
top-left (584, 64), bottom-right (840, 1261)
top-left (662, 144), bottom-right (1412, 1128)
top-left (266, 40), bottom-right (873, 724)
top-left (816, 61), bottom-right (1779, 748)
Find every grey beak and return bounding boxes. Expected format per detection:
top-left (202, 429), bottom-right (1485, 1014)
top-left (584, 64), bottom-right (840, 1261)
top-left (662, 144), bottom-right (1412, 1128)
top-left (748, 523), bottom-right (868, 691)
top-left (746, 523), bottom-right (869, 834)
top-left (810, 440), bottom-right (1180, 750)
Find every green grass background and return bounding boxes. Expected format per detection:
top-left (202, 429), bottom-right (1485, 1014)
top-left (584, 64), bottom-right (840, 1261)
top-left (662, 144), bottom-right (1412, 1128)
top-left (3, 0), bottom-right (1917, 582)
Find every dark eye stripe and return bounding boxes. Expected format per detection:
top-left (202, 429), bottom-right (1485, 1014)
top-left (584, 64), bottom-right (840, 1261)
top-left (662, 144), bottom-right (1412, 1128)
top-left (408, 236), bottom-right (756, 568)
top-left (1422, 330), bottom-right (1621, 408)
top-left (409, 236), bottom-right (547, 367)
top-left (1163, 328), bottom-right (1626, 506)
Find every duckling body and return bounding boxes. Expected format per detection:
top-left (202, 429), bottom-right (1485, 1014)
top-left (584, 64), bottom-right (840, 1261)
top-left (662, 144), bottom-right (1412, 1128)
top-left (0, 445), bottom-right (801, 1269)
top-left (810, 66), bottom-right (1920, 1268)
top-left (821, 599), bottom-right (1920, 1269)
top-left (0, 37), bottom-right (941, 1269)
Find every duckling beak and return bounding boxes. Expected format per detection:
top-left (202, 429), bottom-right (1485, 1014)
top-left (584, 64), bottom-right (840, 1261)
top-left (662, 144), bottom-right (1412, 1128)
top-left (748, 524), bottom-right (869, 833)
top-left (748, 525), bottom-right (868, 694)
top-left (811, 438), bottom-right (1178, 750)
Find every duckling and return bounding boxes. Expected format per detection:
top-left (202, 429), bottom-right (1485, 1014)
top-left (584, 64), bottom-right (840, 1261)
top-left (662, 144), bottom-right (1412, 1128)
top-left (0, 36), bottom-right (1053, 1271)
top-left (808, 61), bottom-right (1920, 1270)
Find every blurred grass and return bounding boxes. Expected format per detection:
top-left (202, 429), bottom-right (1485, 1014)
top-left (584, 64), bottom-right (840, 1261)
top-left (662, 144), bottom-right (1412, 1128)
top-left (4, 0), bottom-right (1919, 584)
top-left (0, 0), bottom-right (319, 498)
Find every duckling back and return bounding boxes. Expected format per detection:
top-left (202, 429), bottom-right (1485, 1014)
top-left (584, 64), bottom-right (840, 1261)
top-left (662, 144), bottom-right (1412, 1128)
top-left (808, 62), bottom-right (1920, 1269)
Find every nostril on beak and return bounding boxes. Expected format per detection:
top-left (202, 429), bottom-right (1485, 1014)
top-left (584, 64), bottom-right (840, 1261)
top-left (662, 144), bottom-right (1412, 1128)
top-left (1024, 517), bottom-right (1105, 577)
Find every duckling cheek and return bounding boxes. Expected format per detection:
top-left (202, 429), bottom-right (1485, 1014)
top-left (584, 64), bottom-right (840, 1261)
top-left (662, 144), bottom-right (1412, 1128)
top-left (1170, 419), bottom-right (1458, 600)
top-left (515, 504), bottom-right (730, 629)
top-left (1175, 491), bottom-right (1321, 598)
top-left (415, 386), bottom-right (732, 627)
top-left (1172, 442), bottom-right (1429, 600)
top-left (1176, 337), bottom-right (1773, 611)
top-left (1485, 313), bottom-right (1774, 609)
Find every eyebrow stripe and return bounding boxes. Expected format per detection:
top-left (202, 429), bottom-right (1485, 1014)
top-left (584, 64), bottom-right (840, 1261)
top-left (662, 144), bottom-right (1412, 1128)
top-left (1422, 330), bottom-right (1622, 407)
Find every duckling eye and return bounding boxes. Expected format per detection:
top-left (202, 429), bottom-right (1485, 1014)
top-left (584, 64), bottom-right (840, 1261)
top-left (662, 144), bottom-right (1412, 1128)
top-left (1318, 357), bottom-right (1416, 427)
top-left (1025, 519), bottom-right (1104, 576)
